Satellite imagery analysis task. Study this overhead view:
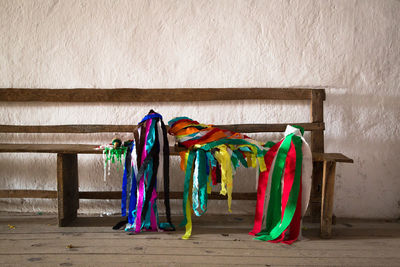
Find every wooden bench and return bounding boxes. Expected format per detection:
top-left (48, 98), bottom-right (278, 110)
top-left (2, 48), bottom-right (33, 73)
top-left (0, 88), bottom-right (353, 238)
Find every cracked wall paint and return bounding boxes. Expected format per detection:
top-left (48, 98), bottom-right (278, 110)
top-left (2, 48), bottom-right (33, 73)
top-left (0, 0), bottom-right (399, 218)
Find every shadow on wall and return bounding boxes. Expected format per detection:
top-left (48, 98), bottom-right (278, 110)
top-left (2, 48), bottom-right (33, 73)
top-left (325, 91), bottom-right (399, 139)
top-left (324, 90), bottom-right (400, 153)
top-left (323, 90), bottom-right (400, 218)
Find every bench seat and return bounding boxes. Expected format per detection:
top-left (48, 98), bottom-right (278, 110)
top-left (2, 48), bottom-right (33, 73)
top-left (0, 143), bottom-right (353, 162)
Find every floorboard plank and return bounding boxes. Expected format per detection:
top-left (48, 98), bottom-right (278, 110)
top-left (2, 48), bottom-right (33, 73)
top-left (1, 253), bottom-right (399, 266)
top-left (1, 239), bottom-right (399, 258)
top-left (0, 213), bottom-right (399, 266)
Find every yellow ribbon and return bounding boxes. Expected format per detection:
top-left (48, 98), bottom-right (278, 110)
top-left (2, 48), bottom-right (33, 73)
top-left (182, 158), bottom-right (193, 240)
top-left (182, 195), bottom-right (192, 239)
top-left (214, 145), bottom-right (234, 212)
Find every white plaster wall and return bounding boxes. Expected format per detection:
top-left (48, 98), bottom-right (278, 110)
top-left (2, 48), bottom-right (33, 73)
top-left (0, 0), bottom-right (399, 218)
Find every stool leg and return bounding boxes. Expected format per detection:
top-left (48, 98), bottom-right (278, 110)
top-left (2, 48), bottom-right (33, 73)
top-left (57, 153), bottom-right (79, 227)
top-left (320, 161), bottom-right (336, 238)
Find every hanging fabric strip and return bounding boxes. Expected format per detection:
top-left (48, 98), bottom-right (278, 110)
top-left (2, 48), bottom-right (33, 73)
top-left (180, 150), bottom-right (195, 228)
top-left (168, 117), bottom-right (270, 240)
top-left (134, 118), bottom-right (152, 233)
top-left (114, 110), bottom-right (174, 233)
top-left (121, 142), bottom-right (134, 216)
top-left (141, 119), bottom-right (159, 231)
top-left (249, 139), bottom-right (283, 236)
top-left (128, 145), bottom-right (138, 225)
top-left (260, 135), bottom-right (302, 241)
top-left (262, 138), bottom-right (298, 241)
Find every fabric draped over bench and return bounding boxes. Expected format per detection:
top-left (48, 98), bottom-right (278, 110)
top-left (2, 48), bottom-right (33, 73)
top-left (168, 118), bottom-right (312, 243)
top-left (120, 111), bottom-right (174, 233)
top-left (250, 126), bottom-right (312, 244)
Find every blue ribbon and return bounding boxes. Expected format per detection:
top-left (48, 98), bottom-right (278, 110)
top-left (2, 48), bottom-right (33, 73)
top-left (121, 142), bottom-right (134, 217)
top-left (139, 113), bottom-right (162, 124)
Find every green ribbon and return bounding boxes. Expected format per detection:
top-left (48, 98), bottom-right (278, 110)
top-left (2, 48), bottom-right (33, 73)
top-left (201, 138), bottom-right (265, 158)
top-left (234, 149), bottom-right (248, 168)
top-left (192, 149), bottom-right (209, 216)
top-left (258, 134), bottom-right (293, 238)
top-left (103, 146), bottom-right (127, 171)
top-left (263, 141), bottom-right (276, 148)
top-left (197, 150), bottom-right (208, 215)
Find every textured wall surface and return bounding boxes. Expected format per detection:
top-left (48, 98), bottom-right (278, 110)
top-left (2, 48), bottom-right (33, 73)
top-left (0, 0), bottom-right (399, 218)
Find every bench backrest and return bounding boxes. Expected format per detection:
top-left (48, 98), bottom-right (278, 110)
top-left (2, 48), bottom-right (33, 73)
top-left (0, 88), bottom-right (325, 154)
top-left (0, 88), bottom-right (326, 218)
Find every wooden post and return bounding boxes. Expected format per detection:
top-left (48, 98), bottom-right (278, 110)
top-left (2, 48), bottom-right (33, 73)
top-left (310, 90), bottom-right (325, 222)
top-left (321, 161), bottom-right (336, 238)
top-left (57, 153), bottom-right (79, 226)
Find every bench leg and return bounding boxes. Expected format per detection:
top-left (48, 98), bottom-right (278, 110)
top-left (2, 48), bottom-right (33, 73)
top-left (320, 161), bottom-right (336, 238)
top-left (311, 162), bottom-right (324, 222)
top-left (57, 153), bottom-right (79, 227)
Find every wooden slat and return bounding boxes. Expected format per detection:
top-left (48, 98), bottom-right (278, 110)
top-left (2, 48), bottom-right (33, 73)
top-left (0, 143), bottom-right (352, 163)
top-left (214, 122), bottom-right (325, 133)
top-left (0, 143), bottom-right (177, 154)
top-left (0, 190), bottom-right (257, 200)
top-left (79, 191), bottom-right (257, 200)
top-left (0, 122), bottom-right (325, 133)
top-left (0, 144), bottom-right (102, 154)
top-left (312, 152), bottom-right (353, 163)
top-left (78, 191), bottom-right (121, 199)
top-left (0, 143), bottom-right (178, 155)
top-left (0, 125), bottom-right (137, 133)
top-left (0, 88), bottom-right (324, 102)
top-left (0, 190), bottom-right (56, 198)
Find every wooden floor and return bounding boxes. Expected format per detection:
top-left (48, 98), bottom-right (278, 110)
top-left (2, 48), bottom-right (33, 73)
top-left (0, 213), bottom-right (400, 266)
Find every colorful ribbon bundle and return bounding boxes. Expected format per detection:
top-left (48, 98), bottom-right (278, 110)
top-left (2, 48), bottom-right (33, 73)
top-left (168, 117), bottom-right (312, 243)
top-left (249, 125), bottom-right (312, 244)
top-left (115, 110), bottom-right (174, 233)
top-left (168, 117), bottom-right (268, 239)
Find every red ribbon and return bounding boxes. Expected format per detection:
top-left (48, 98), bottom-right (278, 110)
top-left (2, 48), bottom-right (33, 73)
top-left (249, 140), bottom-right (283, 236)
